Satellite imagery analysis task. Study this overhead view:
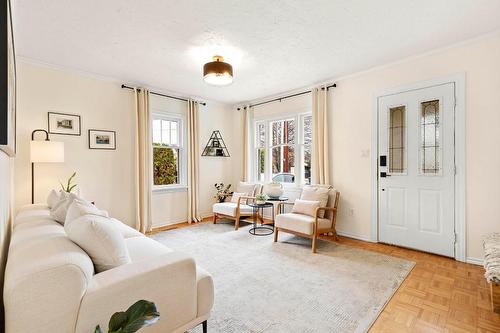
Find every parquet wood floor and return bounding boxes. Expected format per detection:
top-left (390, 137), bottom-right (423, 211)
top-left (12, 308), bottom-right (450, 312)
top-left (151, 220), bottom-right (500, 332)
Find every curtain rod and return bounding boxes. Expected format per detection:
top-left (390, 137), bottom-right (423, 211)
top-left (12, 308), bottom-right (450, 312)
top-left (237, 83), bottom-right (336, 110)
top-left (121, 84), bottom-right (207, 106)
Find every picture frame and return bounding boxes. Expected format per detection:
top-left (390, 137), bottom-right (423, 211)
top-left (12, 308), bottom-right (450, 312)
top-left (88, 129), bottom-right (116, 150)
top-left (0, 0), bottom-right (16, 157)
top-left (48, 112), bottom-right (81, 136)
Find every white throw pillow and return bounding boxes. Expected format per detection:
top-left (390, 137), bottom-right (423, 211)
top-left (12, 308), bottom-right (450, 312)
top-left (50, 192), bottom-right (80, 224)
top-left (292, 199), bottom-right (321, 217)
top-left (230, 192), bottom-right (247, 204)
top-left (46, 189), bottom-right (62, 209)
top-left (65, 199), bottom-right (109, 224)
top-left (301, 186), bottom-right (330, 218)
top-left (237, 182), bottom-right (257, 197)
top-left (65, 214), bottom-right (131, 273)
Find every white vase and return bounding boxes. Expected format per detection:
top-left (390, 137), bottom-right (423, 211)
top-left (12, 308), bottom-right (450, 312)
top-left (265, 182), bottom-right (283, 199)
top-left (256, 200), bottom-right (266, 205)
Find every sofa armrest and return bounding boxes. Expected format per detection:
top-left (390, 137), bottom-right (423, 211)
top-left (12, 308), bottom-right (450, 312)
top-left (75, 252), bottom-right (200, 333)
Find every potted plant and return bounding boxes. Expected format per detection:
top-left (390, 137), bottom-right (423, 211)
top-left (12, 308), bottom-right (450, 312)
top-left (255, 193), bottom-right (268, 205)
top-left (94, 300), bottom-right (160, 333)
top-left (214, 183), bottom-right (232, 203)
top-left (60, 171), bottom-right (78, 193)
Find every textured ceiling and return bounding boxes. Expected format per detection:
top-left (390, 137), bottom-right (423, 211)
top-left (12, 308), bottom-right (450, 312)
top-left (12, 0), bottom-right (500, 104)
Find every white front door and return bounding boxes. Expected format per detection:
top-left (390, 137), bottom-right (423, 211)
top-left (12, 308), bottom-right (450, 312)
top-left (378, 83), bottom-right (455, 257)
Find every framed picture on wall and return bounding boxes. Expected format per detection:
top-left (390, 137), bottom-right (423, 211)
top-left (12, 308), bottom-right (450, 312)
top-left (88, 129), bottom-right (116, 150)
top-left (0, 0), bottom-right (17, 157)
top-left (48, 112), bottom-right (81, 136)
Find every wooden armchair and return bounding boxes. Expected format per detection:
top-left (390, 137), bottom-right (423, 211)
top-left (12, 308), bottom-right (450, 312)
top-left (274, 189), bottom-right (340, 253)
top-left (212, 182), bottom-right (263, 230)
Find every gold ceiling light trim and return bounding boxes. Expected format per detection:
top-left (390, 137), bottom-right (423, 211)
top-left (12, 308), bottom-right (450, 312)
top-left (203, 55), bottom-right (233, 86)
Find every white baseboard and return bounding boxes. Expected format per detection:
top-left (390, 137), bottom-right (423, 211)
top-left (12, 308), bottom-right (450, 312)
top-left (336, 230), bottom-right (377, 243)
top-left (466, 257), bottom-right (483, 266)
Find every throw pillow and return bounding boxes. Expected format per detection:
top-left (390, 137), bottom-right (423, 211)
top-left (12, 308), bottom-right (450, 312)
top-left (65, 199), bottom-right (109, 224)
top-left (292, 199), bottom-right (321, 217)
top-left (50, 192), bottom-right (80, 224)
top-left (230, 192), bottom-right (247, 204)
top-left (46, 189), bottom-right (62, 209)
top-left (65, 214), bottom-right (131, 273)
top-left (300, 186), bottom-right (330, 218)
top-left (237, 182), bottom-right (257, 197)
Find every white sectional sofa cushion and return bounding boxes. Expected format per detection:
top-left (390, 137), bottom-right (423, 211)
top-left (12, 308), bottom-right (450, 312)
top-left (65, 214), bottom-right (132, 272)
top-left (4, 204), bottom-right (214, 333)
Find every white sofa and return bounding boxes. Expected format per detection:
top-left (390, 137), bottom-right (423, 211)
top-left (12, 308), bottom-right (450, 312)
top-left (4, 204), bottom-right (214, 333)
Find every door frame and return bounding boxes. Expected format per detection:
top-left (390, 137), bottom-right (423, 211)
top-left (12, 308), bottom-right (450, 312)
top-left (370, 74), bottom-right (466, 261)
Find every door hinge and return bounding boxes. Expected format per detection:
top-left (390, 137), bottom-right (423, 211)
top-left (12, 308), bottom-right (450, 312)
top-left (454, 233), bottom-right (457, 244)
top-left (454, 165), bottom-right (457, 175)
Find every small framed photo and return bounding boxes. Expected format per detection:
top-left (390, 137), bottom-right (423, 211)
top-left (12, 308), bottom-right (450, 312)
top-left (48, 112), bottom-right (81, 136)
top-left (88, 129), bottom-right (116, 150)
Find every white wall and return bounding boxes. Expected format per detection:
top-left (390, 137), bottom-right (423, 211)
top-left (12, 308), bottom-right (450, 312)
top-left (246, 33), bottom-right (500, 261)
top-left (0, 151), bottom-right (13, 320)
top-left (14, 62), bottom-right (137, 225)
top-left (150, 94), bottom-right (239, 227)
top-left (15, 61), bottom-right (241, 228)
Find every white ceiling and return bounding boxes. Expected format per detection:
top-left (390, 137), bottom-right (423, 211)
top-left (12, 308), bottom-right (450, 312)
top-left (12, 0), bottom-right (500, 104)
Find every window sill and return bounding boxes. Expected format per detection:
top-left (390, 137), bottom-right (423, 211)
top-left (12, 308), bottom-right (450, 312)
top-left (153, 185), bottom-right (188, 194)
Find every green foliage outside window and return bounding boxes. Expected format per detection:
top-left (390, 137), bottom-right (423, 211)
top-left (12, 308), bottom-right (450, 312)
top-left (153, 145), bottom-right (178, 185)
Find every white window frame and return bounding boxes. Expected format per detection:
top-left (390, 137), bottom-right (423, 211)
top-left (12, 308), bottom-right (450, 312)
top-left (151, 112), bottom-right (187, 192)
top-left (253, 112), bottom-right (311, 187)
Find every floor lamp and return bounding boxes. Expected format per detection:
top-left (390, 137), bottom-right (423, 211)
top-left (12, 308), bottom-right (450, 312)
top-left (30, 129), bottom-right (65, 204)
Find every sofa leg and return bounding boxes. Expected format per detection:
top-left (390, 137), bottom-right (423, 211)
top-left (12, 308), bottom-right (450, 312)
top-left (202, 320), bottom-right (207, 333)
top-left (235, 216), bottom-right (240, 230)
top-left (213, 214), bottom-right (218, 224)
top-left (274, 227), bottom-right (278, 242)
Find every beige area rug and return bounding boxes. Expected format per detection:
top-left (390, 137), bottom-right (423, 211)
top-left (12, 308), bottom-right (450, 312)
top-left (150, 221), bottom-right (415, 333)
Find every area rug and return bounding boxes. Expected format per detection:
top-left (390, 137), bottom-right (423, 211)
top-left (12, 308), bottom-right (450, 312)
top-left (150, 221), bottom-right (414, 333)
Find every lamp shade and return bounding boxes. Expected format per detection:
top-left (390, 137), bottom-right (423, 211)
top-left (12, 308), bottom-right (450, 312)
top-left (30, 140), bottom-right (65, 163)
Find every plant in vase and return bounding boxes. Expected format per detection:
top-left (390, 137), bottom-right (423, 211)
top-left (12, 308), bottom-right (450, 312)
top-left (60, 171), bottom-right (78, 193)
top-left (214, 183), bottom-right (232, 203)
top-left (255, 193), bottom-right (268, 205)
top-left (94, 300), bottom-right (160, 333)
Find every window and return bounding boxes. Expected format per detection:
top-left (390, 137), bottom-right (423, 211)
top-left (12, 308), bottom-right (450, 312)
top-left (388, 105), bottom-right (406, 174)
top-left (152, 115), bottom-right (184, 188)
top-left (420, 100), bottom-right (441, 174)
top-left (254, 113), bottom-right (311, 185)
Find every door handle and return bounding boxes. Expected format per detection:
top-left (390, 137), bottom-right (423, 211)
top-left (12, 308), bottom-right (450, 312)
top-left (380, 172), bottom-right (391, 178)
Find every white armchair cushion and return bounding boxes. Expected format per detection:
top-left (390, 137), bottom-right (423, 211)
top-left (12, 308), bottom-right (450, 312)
top-left (292, 199), bottom-right (320, 217)
top-left (301, 185), bottom-right (330, 218)
top-left (213, 202), bottom-right (253, 217)
top-left (230, 192), bottom-right (247, 203)
top-left (237, 182), bottom-right (257, 196)
top-left (65, 214), bottom-right (131, 272)
top-left (275, 213), bottom-right (331, 235)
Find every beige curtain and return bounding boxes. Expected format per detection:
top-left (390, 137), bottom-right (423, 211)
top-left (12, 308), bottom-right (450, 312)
top-left (311, 86), bottom-right (330, 185)
top-left (187, 100), bottom-right (201, 223)
top-left (241, 105), bottom-right (253, 181)
top-left (134, 88), bottom-right (152, 233)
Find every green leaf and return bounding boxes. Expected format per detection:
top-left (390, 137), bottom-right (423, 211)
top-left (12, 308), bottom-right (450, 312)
top-left (59, 182), bottom-right (65, 191)
top-left (121, 300), bottom-right (160, 333)
top-left (68, 184), bottom-right (77, 193)
top-left (94, 325), bottom-right (103, 333)
top-left (108, 311), bottom-right (128, 332)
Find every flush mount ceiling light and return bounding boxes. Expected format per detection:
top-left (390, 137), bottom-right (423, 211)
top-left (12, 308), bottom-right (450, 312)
top-left (203, 55), bottom-right (233, 86)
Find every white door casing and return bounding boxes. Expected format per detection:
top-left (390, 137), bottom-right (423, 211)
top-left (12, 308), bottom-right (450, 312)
top-left (378, 83), bottom-right (455, 257)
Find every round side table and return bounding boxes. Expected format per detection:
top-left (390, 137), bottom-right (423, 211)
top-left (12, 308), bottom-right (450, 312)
top-left (248, 202), bottom-right (274, 236)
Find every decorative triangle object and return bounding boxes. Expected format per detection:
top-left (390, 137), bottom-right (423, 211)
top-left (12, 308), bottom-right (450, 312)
top-left (202, 130), bottom-right (230, 157)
